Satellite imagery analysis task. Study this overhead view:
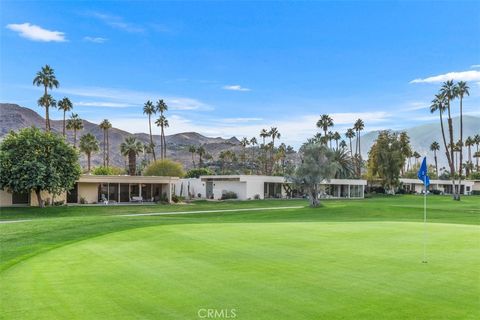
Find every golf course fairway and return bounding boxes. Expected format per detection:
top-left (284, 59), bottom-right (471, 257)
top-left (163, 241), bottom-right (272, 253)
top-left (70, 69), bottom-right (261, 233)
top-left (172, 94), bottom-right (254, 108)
top-left (1, 221), bottom-right (478, 320)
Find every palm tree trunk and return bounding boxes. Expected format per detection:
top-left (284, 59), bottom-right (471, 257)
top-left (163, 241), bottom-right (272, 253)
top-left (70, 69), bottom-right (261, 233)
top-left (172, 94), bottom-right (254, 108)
top-left (88, 153), bottom-right (91, 173)
top-left (434, 151), bottom-right (438, 177)
top-left (446, 102), bottom-right (457, 199)
top-left (73, 129), bottom-right (77, 148)
top-left (349, 138), bottom-right (352, 156)
top-left (129, 152), bottom-right (136, 175)
top-left (149, 115), bottom-right (156, 161)
top-left (63, 111), bottom-right (66, 137)
top-left (45, 105), bottom-right (50, 132)
top-left (106, 129), bottom-right (110, 167)
top-left (103, 130), bottom-right (106, 167)
top-left (160, 126), bottom-right (165, 159)
top-left (457, 96), bottom-right (463, 200)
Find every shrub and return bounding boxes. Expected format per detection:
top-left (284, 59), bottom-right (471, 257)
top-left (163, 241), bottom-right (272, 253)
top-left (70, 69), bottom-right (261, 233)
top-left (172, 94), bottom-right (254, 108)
top-left (254, 194), bottom-right (260, 200)
top-left (185, 168), bottom-right (214, 178)
top-left (171, 195), bottom-right (184, 203)
top-left (92, 166), bottom-right (126, 175)
top-left (143, 159), bottom-right (185, 177)
top-left (79, 197), bottom-right (88, 204)
top-left (221, 191), bottom-right (238, 200)
top-left (468, 172), bottom-right (480, 180)
top-left (430, 189), bottom-right (442, 195)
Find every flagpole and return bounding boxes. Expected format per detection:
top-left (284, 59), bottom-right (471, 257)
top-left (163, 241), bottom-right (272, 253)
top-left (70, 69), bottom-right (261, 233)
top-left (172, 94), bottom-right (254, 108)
top-left (423, 175), bottom-right (427, 263)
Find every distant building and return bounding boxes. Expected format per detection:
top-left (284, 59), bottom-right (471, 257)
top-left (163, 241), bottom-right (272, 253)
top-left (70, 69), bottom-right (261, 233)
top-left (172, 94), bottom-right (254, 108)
top-left (399, 178), bottom-right (475, 195)
top-left (0, 175), bottom-right (178, 206)
top-left (174, 175), bottom-right (367, 200)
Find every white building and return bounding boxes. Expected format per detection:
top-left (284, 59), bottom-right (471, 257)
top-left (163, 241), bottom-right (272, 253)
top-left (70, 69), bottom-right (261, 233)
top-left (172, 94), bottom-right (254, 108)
top-left (399, 178), bottom-right (475, 195)
top-left (174, 175), bottom-right (367, 200)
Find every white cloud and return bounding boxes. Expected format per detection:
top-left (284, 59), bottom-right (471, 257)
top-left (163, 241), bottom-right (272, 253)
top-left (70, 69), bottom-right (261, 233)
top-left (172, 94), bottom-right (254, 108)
top-left (410, 70), bottom-right (480, 83)
top-left (6, 23), bottom-right (66, 42)
top-left (470, 65), bottom-right (480, 69)
top-left (75, 101), bottom-right (134, 108)
top-left (57, 86), bottom-right (213, 111)
top-left (89, 12), bottom-right (144, 33)
top-left (222, 85), bottom-right (251, 92)
top-left (83, 36), bottom-right (107, 43)
top-left (222, 118), bottom-right (263, 123)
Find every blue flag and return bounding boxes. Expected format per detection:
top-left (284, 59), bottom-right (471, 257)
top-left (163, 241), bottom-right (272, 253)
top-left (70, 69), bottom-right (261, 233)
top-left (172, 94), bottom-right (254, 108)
top-left (417, 157), bottom-right (430, 187)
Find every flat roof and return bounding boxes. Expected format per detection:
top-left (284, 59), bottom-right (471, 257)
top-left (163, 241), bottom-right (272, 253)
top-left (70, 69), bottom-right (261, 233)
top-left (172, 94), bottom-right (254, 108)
top-left (400, 178), bottom-right (474, 186)
top-left (199, 175), bottom-right (367, 185)
top-left (78, 175), bottom-right (178, 184)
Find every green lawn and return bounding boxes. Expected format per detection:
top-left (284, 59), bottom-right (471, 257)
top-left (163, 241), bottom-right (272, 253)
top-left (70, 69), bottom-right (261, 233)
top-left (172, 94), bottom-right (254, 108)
top-left (1, 196), bottom-right (479, 319)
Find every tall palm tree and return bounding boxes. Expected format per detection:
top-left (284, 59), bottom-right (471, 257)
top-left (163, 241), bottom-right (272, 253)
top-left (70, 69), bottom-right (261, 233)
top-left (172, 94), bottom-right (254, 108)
top-left (413, 151), bottom-right (421, 167)
top-left (155, 99), bottom-right (169, 159)
top-left (475, 134), bottom-right (480, 171)
top-left (249, 137), bottom-right (257, 164)
top-left (455, 81), bottom-right (469, 199)
top-left (99, 119), bottom-right (112, 167)
top-left (197, 145), bottom-right (206, 167)
top-left (316, 114), bottom-right (334, 143)
top-left (269, 127), bottom-right (280, 147)
top-left (399, 131), bottom-right (411, 175)
top-left (120, 136), bottom-right (143, 175)
top-left (66, 113), bottom-right (83, 148)
top-left (430, 141), bottom-right (440, 177)
top-left (188, 145), bottom-right (197, 168)
top-left (143, 100), bottom-right (157, 161)
top-left (333, 131), bottom-right (341, 150)
top-left (57, 97), bottom-right (73, 136)
top-left (37, 94), bottom-right (56, 132)
top-left (240, 137), bottom-right (250, 170)
top-left (440, 80), bottom-right (458, 199)
top-left (260, 129), bottom-right (270, 174)
top-left (260, 129), bottom-right (270, 145)
top-left (465, 136), bottom-right (474, 165)
top-left (345, 128), bottom-right (355, 156)
top-left (430, 93), bottom-right (452, 176)
top-left (33, 65), bottom-right (59, 131)
top-left (354, 118), bottom-right (364, 176)
top-left (79, 133), bottom-right (99, 173)
top-left (339, 140), bottom-right (347, 150)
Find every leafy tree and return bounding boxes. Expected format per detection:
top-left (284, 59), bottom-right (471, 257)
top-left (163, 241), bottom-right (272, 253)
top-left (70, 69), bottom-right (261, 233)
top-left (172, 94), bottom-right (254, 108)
top-left (143, 100), bottom-right (157, 161)
top-left (185, 167), bottom-right (214, 178)
top-left (143, 159), bottom-right (185, 177)
top-left (99, 119), bottom-right (112, 167)
top-left (79, 133), bottom-right (99, 173)
top-left (57, 97), bottom-right (73, 136)
top-left (0, 127), bottom-right (80, 207)
top-left (92, 166), bottom-right (125, 175)
top-left (120, 136), bottom-right (143, 175)
top-left (66, 113), bottom-right (83, 148)
top-left (367, 131), bottom-right (405, 194)
top-left (292, 143), bottom-right (338, 207)
top-left (33, 65), bottom-right (59, 131)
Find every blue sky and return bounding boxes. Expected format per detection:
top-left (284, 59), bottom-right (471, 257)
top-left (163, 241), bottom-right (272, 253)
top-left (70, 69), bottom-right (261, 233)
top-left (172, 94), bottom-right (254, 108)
top-left (1, 0), bottom-right (479, 147)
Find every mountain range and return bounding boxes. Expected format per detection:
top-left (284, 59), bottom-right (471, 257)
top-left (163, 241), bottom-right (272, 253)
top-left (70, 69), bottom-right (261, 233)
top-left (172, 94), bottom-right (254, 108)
top-left (1, 103), bottom-right (479, 170)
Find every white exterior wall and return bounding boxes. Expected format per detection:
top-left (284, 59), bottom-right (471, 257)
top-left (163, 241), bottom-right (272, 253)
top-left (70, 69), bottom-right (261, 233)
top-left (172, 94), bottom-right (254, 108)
top-left (212, 181), bottom-right (247, 200)
top-left (174, 178), bottom-right (206, 199)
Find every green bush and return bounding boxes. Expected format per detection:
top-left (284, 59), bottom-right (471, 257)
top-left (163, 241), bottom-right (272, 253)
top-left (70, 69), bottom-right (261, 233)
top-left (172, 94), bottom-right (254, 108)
top-left (468, 172), bottom-right (480, 180)
top-left (92, 166), bottom-right (126, 175)
top-left (221, 191), bottom-right (238, 200)
top-left (143, 159), bottom-right (185, 177)
top-left (185, 168), bottom-right (214, 178)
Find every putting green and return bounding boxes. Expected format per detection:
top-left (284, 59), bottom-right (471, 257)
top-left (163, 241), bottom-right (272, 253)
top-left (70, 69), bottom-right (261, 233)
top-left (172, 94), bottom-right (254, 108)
top-left (1, 222), bottom-right (478, 319)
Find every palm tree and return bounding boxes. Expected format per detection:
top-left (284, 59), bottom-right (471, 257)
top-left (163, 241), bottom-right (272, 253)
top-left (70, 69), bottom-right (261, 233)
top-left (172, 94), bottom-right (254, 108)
top-left (430, 141), bottom-right (440, 177)
top-left (430, 93), bottom-right (452, 176)
top-left (120, 136), bottom-right (143, 175)
top-left (155, 99), bottom-right (169, 159)
top-left (66, 113), bottom-right (83, 148)
top-left (345, 128), bottom-right (355, 156)
top-left (413, 151), bottom-right (421, 167)
top-left (316, 114), bottom-right (334, 143)
top-left (465, 136), bottom-right (474, 165)
top-left (475, 134), bottom-right (480, 171)
top-left (354, 118), bottom-right (364, 176)
top-left (188, 145), bottom-right (197, 168)
top-left (269, 127), bottom-right (280, 147)
top-left (143, 100), bottom-right (157, 161)
top-left (339, 140), bottom-right (347, 150)
top-left (455, 81), bottom-right (469, 199)
top-left (57, 97), bottom-right (73, 136)
top-left (333, 131), bottom-right (341, 150)
top-left (260, 129), bottom-right (270, 145)
top-left (327, 131), bottom-right (334, 149)
top-left (240, 137), bottom-right (250, 170)
top-left (399, 132), bottom-right (411, 175)
top-left (33, 65), bottom-right (59, 131)
top-left (79, 133), bottom-right (99, 173)
top-left (197, 145), bottom-right (206, 167)
top-left (37, 94), bottom-right (57, 132)
top-left (440, 80), bottom-right (458, 199)
top-left (333, 148), bottom-right (355, 179)
top-left (250, 137), bottom-right (258, 169)
top-left (99, 119), bottom-right (112, 167)
top-left (260, 129), bottom-right (270, 174)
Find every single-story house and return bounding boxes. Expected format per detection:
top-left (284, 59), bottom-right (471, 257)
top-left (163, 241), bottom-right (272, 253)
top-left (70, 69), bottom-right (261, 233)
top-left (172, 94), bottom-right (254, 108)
top-left (399, 178), bottom-right (475, 195)
top-left (0, 175), bottom-right (178, 207)
top-left (173, 175), bottom-right (367, 200)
